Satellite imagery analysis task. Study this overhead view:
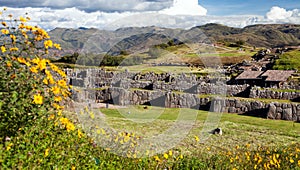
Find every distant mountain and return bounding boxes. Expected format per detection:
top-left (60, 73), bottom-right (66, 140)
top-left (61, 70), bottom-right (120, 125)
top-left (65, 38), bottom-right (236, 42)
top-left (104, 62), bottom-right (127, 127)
top-left (49, 24), bottom-right (300, 55)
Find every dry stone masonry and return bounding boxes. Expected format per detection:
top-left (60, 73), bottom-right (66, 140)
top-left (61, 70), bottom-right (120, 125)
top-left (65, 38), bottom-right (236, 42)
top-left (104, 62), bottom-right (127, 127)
top-left (67, 68), bottom-right (300, 122)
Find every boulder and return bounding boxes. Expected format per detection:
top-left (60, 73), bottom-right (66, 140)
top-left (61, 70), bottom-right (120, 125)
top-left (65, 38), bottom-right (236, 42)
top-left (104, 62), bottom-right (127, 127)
top-left (282, 108), bottom-right (293, 121)
top-left (267, 103), bottom-right (277, 119)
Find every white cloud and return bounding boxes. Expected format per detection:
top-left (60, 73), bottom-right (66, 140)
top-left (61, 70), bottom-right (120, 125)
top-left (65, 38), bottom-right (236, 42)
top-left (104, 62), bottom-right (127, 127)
top-left (1, 6), bottom-right (300, 31)
top-left (266, 6), bottom-right (293, 20)
top-left (264, 6), bottom-right (300, 25)
top-left (0, 0), bottom-right (172, 12)
top-left (160, 0), bottom-right (207, 16)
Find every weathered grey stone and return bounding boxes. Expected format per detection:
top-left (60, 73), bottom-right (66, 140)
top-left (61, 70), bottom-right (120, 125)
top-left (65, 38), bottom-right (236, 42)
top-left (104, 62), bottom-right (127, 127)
top-left (275, 112), bottom-right (282, 120)
top-left (235, 100), bottom-right (242, 108)
top-left (276, 107), bottom-right (283, 113)
top-left (267, 103), bottom-right (277, 119)
top-left (251, 101), bottom-right (263, 110)
top-left (229, 107), bottom-right (236, 113)
top-left (282, 108), bottom-right (293, 120)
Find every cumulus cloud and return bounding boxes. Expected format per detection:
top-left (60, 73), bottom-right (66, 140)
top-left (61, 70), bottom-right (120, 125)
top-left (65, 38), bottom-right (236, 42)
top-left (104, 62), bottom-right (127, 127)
top-left (264, 6), bottom-right (300, 24)
top-left (266, 6), bottom-right (293, 20)
top-left (0, 0), bottom-right (172, 12)
top-left (1, 5), bottom-right (300, 31)
top-left (160, 0), bottom-right (207, 16)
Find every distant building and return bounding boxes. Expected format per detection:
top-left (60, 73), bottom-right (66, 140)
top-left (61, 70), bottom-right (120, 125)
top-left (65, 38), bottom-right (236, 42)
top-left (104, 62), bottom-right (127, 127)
top-left (235, 70), bottom-right (296, 87)
top-left (235, 71), bottom-right (264, 86)
top-left (261, 70), bottom-right (296, 87)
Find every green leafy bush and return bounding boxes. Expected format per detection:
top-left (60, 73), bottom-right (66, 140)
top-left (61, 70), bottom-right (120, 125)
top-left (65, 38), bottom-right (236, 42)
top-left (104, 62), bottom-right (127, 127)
top-left (0, 9), bottom-right (70, 139)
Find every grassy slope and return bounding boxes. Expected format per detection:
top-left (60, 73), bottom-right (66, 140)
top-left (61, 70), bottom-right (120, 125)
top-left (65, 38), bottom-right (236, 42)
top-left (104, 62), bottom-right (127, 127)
top-left (273, 49), bottom-right (300, 70)
top-left (97, 107), bottom-right (300, 156)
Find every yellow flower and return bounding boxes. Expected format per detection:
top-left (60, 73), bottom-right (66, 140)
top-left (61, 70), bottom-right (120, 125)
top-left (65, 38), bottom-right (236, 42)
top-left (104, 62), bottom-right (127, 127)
top-left (10, 35), bottom-right (16, 42)
top-left (43, 78), bottom-right (48, 85)
top-left (32, 58), bottom-right (40, 64)
top-left (30, 66), bottom-right (38, 73)
top-left (78, 129), bottom-right (84, 138)
top-left (48, 76), bottom-right (55, 84)
top-left (50, 63), bottom-right (59, 71)
top-left (54, 43), bottom-right (61, 50)
top-left (6, 143), bottom-right (13, 151)
top-left (290, 158), bottom-right (295, 163)
top-left (9, 47), bottom-right (18, 51)
top-left (154, 155), bottom-right (161, 162)
top-left (51, 86), bottom-right (60, 95)
top-left (1, 29), bottom-right (9, 34)
top-left (90, 112), bottom-right (95, 119)
top-left (57, 110), bottom-right (62, 116)
top-left (33, 94), bottom-right (43, 104)
top-left (163, 153), bottom-right (169, 159)
top-left (58, 70), bottom-right (66, 77)
top-left (19, 23), bottom-right (25, 29)
top-left (38, 59), bottom-right (47, 70)
top-left (194, 135), bottom-right (199, 142)
top-left (57, 79), bottom-right (67, 88)
top-left (298, 160), bottom-right (300, 166)
top-left (71, 166), bottom-right (75, 170)
top-left (44, 40), bottom-right (53, 49)
top-left (53, 103), bottom-right (64, 110)
top-left (124, 135), bottom-right (130, 143)
top-left (179, 154), bottom-right (183, 159)
top-left (48, 114), bottom-right (55, 120)
top-left (44, 148), bottom-right (50, 157)
top-left (20, 16), bottom-right (27, 22)
top-left (17, 57), bottom-right (27, 64)
top-left (1, 22), bottom-right (7, 27)
top-left (65, 122), bottom-right (75, 131)
top-left (169, 150), bottom-right (173, 156)
top-left (54, 96), bottom-right (62, 102)
top-left (1, 46), bottom-right (6, 53)
top-left (60, 117), bottom-right (69, 124)
top-left (6, 61), bottom-right (12, 67)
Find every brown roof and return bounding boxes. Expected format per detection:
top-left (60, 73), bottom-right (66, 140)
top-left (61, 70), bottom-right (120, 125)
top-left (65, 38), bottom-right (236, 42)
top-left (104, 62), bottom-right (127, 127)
top-left (261, 70), bottom-right (295, 82)
top-left (235, 71), bottom-right (264, 80)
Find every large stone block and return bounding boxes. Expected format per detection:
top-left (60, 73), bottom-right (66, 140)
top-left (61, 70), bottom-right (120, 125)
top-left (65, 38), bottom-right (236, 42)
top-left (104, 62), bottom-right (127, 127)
top-left (282, 108), bottom-right (293, 120)
top-left (267, 103), bottom-right (277, 119)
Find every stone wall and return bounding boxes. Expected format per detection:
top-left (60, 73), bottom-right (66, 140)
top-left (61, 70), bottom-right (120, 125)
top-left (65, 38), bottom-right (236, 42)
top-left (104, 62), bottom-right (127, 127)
top-left (250, 87), bottom-right (300, 101)
top-left (72, 87), bottom-right (300, 121)
top-left (67, 69), bottom-right (300, 122)
top-left (267, 102), bottom-right (300, 121)
top-left (66, 68), bottom-right (249, 97)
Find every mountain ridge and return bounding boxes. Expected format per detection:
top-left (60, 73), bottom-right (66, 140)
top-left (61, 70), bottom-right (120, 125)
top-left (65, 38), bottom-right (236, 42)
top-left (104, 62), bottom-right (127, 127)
top-left (49, 23), bottom-right (300, 55)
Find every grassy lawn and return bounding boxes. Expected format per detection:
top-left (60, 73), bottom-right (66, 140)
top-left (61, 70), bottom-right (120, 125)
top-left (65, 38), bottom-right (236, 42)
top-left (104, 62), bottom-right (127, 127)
top-left (93, 106), bottom-right (300, 154)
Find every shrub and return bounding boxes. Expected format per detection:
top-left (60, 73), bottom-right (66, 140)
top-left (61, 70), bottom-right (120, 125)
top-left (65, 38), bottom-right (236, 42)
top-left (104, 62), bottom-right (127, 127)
top-left (0, 9), bottom-right (70, 139)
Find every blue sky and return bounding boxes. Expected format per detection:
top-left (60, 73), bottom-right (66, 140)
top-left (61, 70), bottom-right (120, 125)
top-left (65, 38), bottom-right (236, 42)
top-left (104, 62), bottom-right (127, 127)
top-left (201, 0), bottom-right (300, 15)
top-left (1, 0), bottom-right (300, 30)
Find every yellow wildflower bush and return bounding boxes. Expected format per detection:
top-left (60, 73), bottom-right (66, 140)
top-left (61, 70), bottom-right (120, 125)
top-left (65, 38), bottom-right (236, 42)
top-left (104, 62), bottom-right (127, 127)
top-left (0, 9), bottom-right (71, 138)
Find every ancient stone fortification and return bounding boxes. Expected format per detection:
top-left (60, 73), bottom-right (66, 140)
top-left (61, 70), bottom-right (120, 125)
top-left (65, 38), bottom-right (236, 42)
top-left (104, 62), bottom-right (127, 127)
top-left (66, 68), bottom-right (248, 96)
top-left (250, 87), bottom-right (300, 101)
top-left (67, 69), bottom-right (300, 122)
top-left (267, 102), bottom-right (300, 121)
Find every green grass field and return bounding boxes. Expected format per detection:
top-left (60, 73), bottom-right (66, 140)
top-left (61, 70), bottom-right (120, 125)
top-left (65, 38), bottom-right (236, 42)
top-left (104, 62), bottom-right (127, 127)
top-left (69, 106), bottom-right (300, 169)
top-left (96, 107), bottom-right (300, 150)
